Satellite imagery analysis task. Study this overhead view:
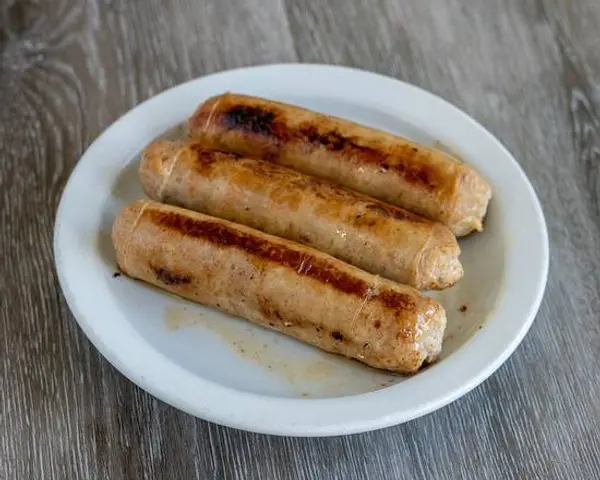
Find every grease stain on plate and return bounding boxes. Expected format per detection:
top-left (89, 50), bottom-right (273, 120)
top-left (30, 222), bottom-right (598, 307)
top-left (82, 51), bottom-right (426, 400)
top-left (164, 305), bottom-right (400, 397)
top-left (165, 305), bottom-right (205, 331)
top-left (428, 269), bottom-right (499, 353)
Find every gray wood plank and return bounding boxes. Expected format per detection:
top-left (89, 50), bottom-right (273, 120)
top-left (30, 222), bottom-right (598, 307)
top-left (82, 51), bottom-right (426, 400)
top-left (1, 0), bottom-right (599, 479)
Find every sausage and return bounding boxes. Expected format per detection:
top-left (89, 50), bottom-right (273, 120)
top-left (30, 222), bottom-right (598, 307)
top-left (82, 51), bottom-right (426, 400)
top-left (140, 140), bottom-right (463, 290)
top-left (112, 200), bottom-right (447, 374)
top-left (188, 93), bottom-right (492, 236)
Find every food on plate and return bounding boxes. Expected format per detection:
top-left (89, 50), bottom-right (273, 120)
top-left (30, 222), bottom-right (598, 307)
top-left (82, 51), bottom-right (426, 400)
top-left (112, 200), bottom-right (447, 374)
top-left (139, 140), bottom-right (463, 289)
top-left (188, 93), bottom-right (492, 236)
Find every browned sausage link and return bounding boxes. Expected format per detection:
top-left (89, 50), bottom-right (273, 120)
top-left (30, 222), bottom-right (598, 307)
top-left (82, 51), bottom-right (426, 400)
top-left (112, 200), bottom-right (447, 374)
top-left (188, 93), bottom-right (492, 236)
top-left (140, 140), bottom-right (463, 289)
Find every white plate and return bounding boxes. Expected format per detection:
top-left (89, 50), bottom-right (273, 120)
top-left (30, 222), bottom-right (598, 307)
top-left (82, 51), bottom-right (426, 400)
top-left (54, 64), bottom-right (549, 436)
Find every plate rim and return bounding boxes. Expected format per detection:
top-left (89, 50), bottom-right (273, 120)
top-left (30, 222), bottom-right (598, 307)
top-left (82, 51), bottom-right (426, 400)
top-left (53, 63), bottom-right (549, 437)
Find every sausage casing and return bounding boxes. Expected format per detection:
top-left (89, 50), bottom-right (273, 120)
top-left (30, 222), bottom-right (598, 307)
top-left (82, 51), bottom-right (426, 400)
top-left (188, 93), bottom-right (492, 236)
top-left (112, 200), bottom-right (447, 374)
top-left (140, 140), bottom-right (462, 289)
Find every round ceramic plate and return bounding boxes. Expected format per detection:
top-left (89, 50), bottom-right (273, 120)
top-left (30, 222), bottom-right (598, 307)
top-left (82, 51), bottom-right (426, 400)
top-left (54, 64), bottom-right (549, 436)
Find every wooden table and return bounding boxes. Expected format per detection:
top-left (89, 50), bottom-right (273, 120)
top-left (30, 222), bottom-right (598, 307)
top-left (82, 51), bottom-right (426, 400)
top-left (2, 1), bottom-right (600, 478)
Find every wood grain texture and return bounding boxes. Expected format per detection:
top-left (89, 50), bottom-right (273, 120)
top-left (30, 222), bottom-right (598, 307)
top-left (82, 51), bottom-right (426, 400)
top-left (1, 0), bottom-right (599, 479)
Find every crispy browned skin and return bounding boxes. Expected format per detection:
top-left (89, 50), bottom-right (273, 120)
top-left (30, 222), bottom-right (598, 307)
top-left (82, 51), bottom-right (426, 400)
top-left (188, 93), bottom-right (492, 236)
top-left (112, 200), bottom-right (446, 374)
top-left (140, 140), bottom-right (463, 289)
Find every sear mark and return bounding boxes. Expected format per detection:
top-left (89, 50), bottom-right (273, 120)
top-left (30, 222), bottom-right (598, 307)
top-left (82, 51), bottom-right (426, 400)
top-left (151, 264), bottom-right (192, 286)
top-left (299, 125), bottom-right (437, 189)
top-left (331, 331), bottom-right (344, 341)
top-left (147, 208), bottom-right (416, 310)
top-left (376, 290), bottom-right (416, 310)
top-left (190, 145), bottom-right (242, 172)
top-left (223, 106), bottom-right (281, 138)
top-left (302, 126), bottom-right (347, 151)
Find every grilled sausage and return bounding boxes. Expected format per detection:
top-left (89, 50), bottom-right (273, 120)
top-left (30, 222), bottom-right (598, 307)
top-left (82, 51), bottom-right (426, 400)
top-left (188, 93), bottom-right (492, 236)
top-left (140, 140), bottom-right (463, 290)
top-left (112, 200), bottom-right (447, 374)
